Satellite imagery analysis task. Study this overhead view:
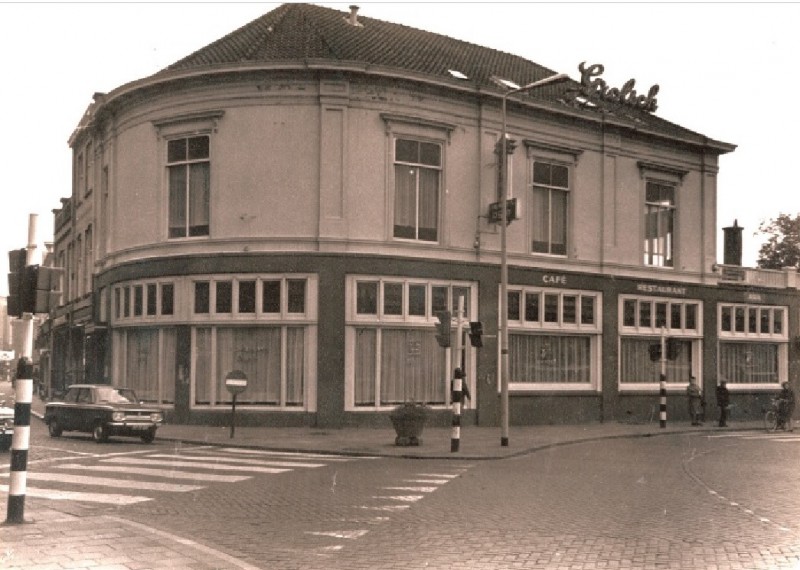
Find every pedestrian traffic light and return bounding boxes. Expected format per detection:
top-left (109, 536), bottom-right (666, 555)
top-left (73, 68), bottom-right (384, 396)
top-left (648, 343), bottom-right (662, 362)
top-left (7, 248), bottom-right (26, 317)
top-left (468, 321), bottom-right (483, 348)
top-left (666, 338), bottom-right (682, 361)
top-left (434, 311), bottom-right (452, 348)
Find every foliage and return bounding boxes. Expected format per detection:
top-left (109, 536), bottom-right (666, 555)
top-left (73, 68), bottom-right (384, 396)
top-left (756, 213), bottom-right (800, 270)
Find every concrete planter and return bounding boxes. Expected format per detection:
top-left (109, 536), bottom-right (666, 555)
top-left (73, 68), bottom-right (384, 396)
top-left (389, 403), bottom-right (429, 446)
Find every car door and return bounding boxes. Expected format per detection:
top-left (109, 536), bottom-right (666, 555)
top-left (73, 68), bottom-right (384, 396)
top-left (75, 388), bottom-right (94, 431)
top-left (58, 388), bottom-right (80, 430)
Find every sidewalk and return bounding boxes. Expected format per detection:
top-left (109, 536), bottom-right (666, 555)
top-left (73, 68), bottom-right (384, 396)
top-left (27, 392), bottom-right (766, 460)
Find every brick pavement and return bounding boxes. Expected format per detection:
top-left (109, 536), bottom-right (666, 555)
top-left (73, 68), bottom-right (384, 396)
top-left (0, 392), bottom-right (775, 569)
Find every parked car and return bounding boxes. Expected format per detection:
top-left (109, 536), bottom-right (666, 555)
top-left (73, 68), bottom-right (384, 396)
top-left (0, 392), bottom-right (13, 451)
top-left (44, 384), bottom-right (164, 443)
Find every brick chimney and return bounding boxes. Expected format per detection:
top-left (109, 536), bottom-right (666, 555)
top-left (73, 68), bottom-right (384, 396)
top-left (723, 219), bottom-right (743, 266)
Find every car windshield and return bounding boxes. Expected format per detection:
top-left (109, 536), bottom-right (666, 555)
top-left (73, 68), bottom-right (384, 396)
top-left (95, 386), bottom-right (138, 404)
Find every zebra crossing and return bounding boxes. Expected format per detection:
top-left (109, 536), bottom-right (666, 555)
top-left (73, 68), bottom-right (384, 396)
top-left (0, 446), bottom-right (365, 506)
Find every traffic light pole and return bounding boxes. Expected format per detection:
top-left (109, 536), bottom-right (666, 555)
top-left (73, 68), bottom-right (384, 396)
top-left (6, 214), bottom-right (38, 524)
top-left (451, 296), bottom-right (465, 453)
top-left (660, 328), bottom-right (667, 429)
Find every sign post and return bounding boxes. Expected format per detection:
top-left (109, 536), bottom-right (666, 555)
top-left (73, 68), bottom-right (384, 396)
top-left (224, 370), bottom-right (248, 439)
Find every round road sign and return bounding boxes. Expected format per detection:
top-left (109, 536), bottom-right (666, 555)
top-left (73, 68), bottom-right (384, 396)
top-left (224, 369), bottom-right (248, 395)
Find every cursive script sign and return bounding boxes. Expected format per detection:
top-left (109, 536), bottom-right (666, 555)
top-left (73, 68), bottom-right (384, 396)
top-left (569, 62), bottom-right (659, 113)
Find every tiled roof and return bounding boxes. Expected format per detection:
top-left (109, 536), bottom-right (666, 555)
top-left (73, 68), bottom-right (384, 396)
top-left (154, 3), bottom-right (732, 152)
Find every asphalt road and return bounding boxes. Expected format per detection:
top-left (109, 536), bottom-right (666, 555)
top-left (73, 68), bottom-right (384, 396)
top-left (15, 419), bottom-right (800, 569)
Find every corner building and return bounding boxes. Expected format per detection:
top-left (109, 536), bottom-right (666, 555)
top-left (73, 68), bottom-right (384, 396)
top-left (45, 3), bottom-right (800, 427)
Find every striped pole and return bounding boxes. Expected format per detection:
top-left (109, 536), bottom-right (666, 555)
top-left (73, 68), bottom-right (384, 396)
top-left (660, 329), bottom-right (667, 429)
top-left (451, 296), bottom-right (465, 453)
top-left (7, 216), bottom-right (37, 525)
top-left (6, 357), bottom-right (33, 524)
top-left (451, 368), bottom-right (464, 452)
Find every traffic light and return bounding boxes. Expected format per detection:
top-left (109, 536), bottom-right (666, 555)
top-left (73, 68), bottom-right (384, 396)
top-left (434, 311), bottom-right (452, 348)
top-left (494, 136), bottom-right (518, 156)
top-left (7, 248), bottom-right (26, 317)
top-left (28, 266), bottom-right (64, 314)
top-left (468, 321), bottom-right (484, 348)
top-left (648, 343), bottom-right (662, 362)
top-left (666, 338), bottom-right (682, 361)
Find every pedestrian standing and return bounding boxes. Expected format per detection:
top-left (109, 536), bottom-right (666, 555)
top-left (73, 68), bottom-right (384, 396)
top-left (686, 376), bottom-right (703, 426)
top-left (777, 381), bottom-right (795, 431)
top-left (716, 380), bottom-right (730, 427)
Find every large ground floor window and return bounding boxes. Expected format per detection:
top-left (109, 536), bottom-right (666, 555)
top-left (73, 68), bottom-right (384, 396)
top-left (353, 327), bottom-right (446, 406)
top-left (719, 341), bottom-right (784, 386)
top-left (619, 337), bottom-right (694, 386)
top-left (509, 333), bottom-right (593, 387)
top-left (193, 325), bottom-right (315, 409)
top-left (505, 286), bottom-right (602, 392)
top-left (345, 276), bottom-right (477, 411)
top-left (112, 327), bottom-right (176, 405)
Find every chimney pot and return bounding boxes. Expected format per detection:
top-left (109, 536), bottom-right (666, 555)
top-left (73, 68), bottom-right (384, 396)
top-left (347, 5), bottom-right (361, 26)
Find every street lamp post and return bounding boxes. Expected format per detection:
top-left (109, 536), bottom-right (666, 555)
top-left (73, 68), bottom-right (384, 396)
top-left (499, 73), bottom-right (569, 447)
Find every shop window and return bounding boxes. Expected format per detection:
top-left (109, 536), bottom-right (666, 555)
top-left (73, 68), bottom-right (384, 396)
top-left (619, 337), bottom-right (693, 384)
top-left (618, 295), bottom-right (702, 390)
top-left (112, 327), bottom-right (176, 406)
top-left (346, 277), bottom-right (476, 410)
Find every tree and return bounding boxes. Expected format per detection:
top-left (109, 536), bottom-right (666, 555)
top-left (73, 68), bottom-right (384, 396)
top-left (756, 213), bottom-right (800, 270)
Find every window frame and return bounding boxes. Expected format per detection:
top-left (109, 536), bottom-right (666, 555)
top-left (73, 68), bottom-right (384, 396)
top-left (716, 303), bottom-right (788, 390)
top-left (391, 136), bottom-right (443, 243)
top-left (618, 295), bottom-right (703, 392)
top-left (643, 178), bottom-right (677, 268)
top-left (166, 134), bottom-right (211, 240)
top-left (344, 275), bottom-right (477, 411)
top-left (504, 286), bottom-right (602, 393)
top-left (529, 159), bottom-right (571, 256)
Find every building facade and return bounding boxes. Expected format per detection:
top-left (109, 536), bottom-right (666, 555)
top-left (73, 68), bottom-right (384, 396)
top-left (42, 4), bottom-right (800, 427)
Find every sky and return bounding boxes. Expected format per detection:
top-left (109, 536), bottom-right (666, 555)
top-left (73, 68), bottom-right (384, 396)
top-left (0, 1), bottom-right (797, 295)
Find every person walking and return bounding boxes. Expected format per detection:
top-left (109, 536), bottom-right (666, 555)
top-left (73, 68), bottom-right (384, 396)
top-left (686, 376), bottom-right (703, 426)
top-left (716, 380), bottom-right (730, 427)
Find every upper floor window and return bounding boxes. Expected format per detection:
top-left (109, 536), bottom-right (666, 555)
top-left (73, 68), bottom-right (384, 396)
top-left (644, 181), bottom-right (675, 267)
top-left (168, 135), bottom-right (210, 238)
top-left (393, 138), bottom-right (441, 242)
top-left (531, 161), bottom-right (569, 255)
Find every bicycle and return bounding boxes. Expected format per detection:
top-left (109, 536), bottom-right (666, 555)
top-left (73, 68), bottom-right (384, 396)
top-left (764, 399), bottom-right (780, 432)
top-left (763, 398), bottom-right (794, 432)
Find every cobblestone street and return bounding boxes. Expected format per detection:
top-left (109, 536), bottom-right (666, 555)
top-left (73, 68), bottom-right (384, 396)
top-left (4, 420), bottom-right (800, 569)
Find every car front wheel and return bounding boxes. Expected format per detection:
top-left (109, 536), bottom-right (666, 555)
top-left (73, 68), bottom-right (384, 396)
top-left (92, 422), bottom-right (109, 443)
top-left (48, 419), bottom-right (63, 438)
